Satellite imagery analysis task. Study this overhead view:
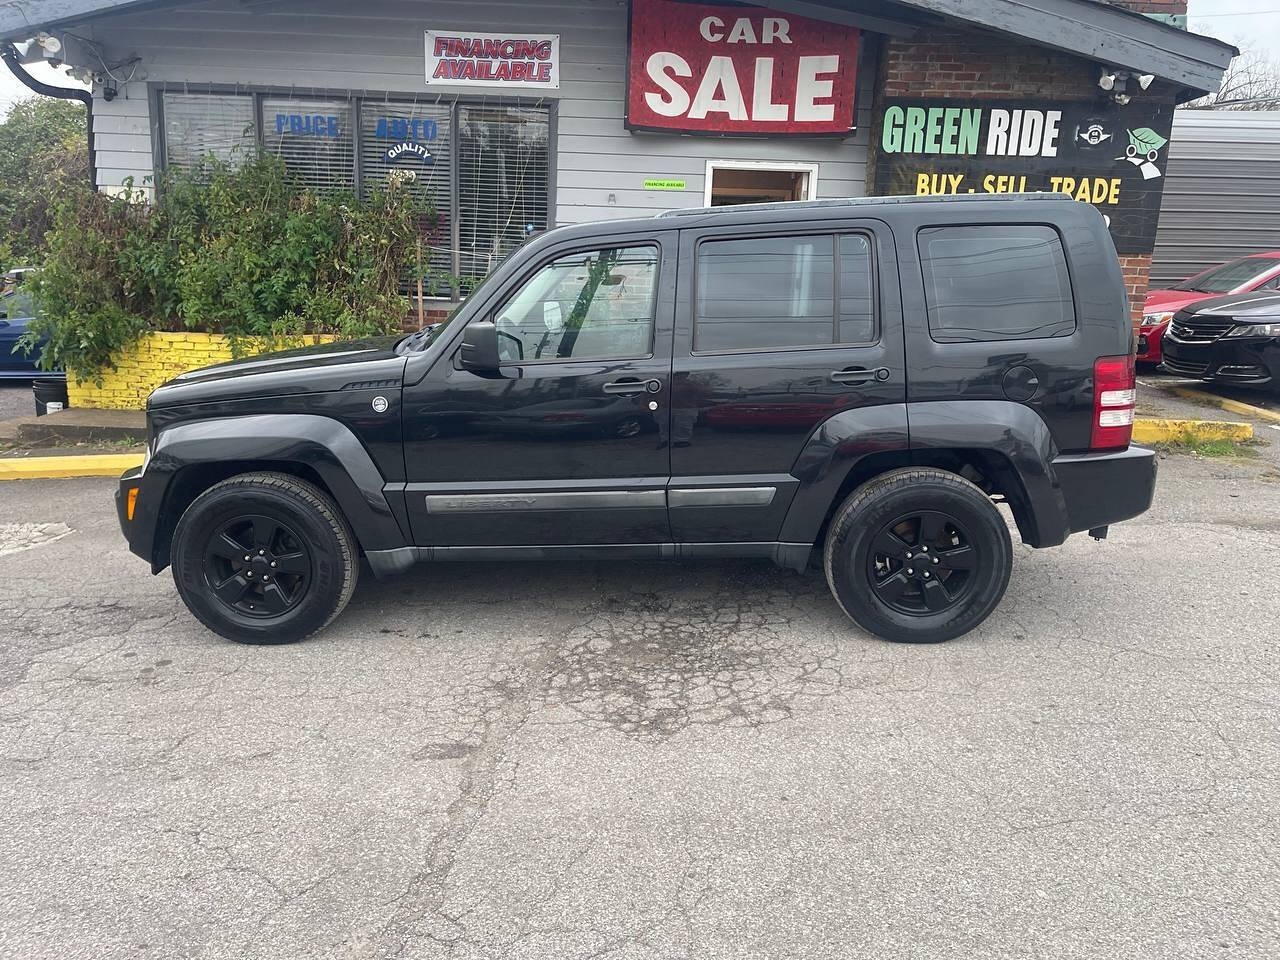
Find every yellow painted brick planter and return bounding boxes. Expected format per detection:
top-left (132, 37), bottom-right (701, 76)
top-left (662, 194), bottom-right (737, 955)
top-left (67, 332), bottom-right (336, 410)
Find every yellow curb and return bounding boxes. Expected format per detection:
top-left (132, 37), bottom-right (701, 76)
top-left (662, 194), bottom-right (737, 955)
top-left (0, 453), bottom-right (144, 480)
top-left (1170, 386), bottom-right (1280, 425)
top-left (1133, 418), bottom-right (1253, 444)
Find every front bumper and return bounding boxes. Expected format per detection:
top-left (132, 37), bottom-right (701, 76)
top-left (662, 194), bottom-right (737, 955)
top-left (116, 465), bottom-right (161, 571)
top-left (1053, 445), bottom-right (1157, 536)
top-left (1161, 333), bottom-right (1280, 385)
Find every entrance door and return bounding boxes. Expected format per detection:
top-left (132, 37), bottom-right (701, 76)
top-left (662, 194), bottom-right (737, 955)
top-left (402, 233), bottom-right (677, 547)
top-left (706, 161), bottom-right (819, 207)
top-left (669, 218), bottom-right (907, 543)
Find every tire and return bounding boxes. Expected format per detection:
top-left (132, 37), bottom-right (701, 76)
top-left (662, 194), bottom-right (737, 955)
top-left (823, 468), bottom-right (1012, 644)
top-left (171, 472), bottom-right (359, 644)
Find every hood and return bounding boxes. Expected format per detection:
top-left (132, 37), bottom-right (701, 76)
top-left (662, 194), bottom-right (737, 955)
top-left (1180, 292), bottom-right (1280, 321)
top-left (1144, 289), bottom-right (1210, 315)
top-left (149, 336), bottom-right (408, 408)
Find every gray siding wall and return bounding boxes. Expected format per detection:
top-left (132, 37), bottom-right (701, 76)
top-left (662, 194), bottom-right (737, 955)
top-left (1150, 110), bottom-right (1280, 286)
top-left (82, 0), bottom-right (872, 218)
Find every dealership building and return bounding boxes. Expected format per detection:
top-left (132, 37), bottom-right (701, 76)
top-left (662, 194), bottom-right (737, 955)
top-left (1, 0), bottom-right (1233, 318)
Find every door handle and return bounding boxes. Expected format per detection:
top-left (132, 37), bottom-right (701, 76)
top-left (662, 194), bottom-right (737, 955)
top-left (830, 367), bottom-right (889, 385)
top-left (604, 378), bottom-right (662, 395)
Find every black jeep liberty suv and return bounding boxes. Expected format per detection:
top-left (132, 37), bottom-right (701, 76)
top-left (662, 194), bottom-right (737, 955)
top-left (116, 194), bottom-right (1156, 645)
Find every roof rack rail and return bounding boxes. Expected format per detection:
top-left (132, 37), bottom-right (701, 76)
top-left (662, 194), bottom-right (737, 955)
top-left (655, 192), bottom-right (1075, 218)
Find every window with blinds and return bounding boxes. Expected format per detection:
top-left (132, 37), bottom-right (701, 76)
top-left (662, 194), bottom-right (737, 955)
top-left (360, 101), bottom-right (453, 280)
top-left (261, 97), bottom-right (355, 193)
top-left (156, 94), bottom-right (553, 299)
top-left (162, 93), bottom-right (256, 173)
top-left (457, 104), bottom-right (550, 280)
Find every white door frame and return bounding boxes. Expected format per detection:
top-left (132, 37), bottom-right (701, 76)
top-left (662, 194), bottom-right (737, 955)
top-left (703, 159), bottom-right (820, 206)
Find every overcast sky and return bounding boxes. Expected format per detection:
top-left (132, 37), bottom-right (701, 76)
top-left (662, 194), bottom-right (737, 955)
top-left (0, 0), bottom-right (1277, 115)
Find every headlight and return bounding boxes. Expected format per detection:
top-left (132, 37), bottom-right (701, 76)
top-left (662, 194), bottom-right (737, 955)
top-left (1225, 323), bottom-right (1280, 337)
top-left (1142, 312), bottom-right (1173, 327)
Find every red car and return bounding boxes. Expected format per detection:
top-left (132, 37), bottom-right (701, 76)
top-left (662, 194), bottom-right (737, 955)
top-left (1139, 253), bottom-right (1280, 364)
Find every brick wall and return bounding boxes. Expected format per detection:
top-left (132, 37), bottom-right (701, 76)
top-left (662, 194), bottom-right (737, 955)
top-left (873, 28), bottom-right (1177, 324)
top-left (67, 333), bottom-right (336, 410)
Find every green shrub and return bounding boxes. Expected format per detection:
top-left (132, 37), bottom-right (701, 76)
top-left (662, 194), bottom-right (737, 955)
top-left (22, 153), bottom-right (427, 377)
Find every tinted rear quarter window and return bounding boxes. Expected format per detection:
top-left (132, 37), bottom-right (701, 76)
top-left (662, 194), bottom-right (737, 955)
top-left (918, 225), bottom-right (1076, 343)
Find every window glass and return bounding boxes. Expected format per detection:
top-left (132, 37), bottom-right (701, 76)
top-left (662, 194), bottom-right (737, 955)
top-left (261, 97), bottom-right (355, 193)
top-left (918, 226), bottom-right (1076, 342)
top-left (359, 102), bottom-right (453, 292)
top-left (458, 105), bottom-right (550, 281)
top-left (162, 93), bottom-right (255, 173)
top-left (1, 290), bottom-right (37, 318)
top-left (1173, 257), bottom-right (1278, 294)
top-left (695, 235), bottom-right (835, 352)
top-left (840, 234), bottom-right (875, 343)
top-left (493, 246), bottom-right (657, 362)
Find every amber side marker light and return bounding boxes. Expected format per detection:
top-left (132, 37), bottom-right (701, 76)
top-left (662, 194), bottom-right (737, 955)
top-left (126, 487), bottom-right (139, 521)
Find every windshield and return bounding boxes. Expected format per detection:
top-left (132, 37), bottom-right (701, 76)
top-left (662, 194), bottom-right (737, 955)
top-left (1173, 257), bottom-right (1277, 294)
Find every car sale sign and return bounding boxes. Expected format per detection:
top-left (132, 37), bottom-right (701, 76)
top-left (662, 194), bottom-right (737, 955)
top-left (625, 0), bottom-right (859, 135)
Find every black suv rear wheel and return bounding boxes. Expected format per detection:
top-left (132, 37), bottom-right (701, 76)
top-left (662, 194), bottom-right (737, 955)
top-left (824, 468), bottom-right (1012, 643)
top-left (171, 472), bottom-right (359, 644)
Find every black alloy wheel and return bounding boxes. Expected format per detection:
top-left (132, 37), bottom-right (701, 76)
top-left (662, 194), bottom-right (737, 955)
top-left (203, 515), bottom-right (313, 618)
top-left (172, 473), bottom-right (359, 644)
top-left (824, 468), bottom-right (1012, 644)
top-left (866, 510), bottom-right (977, 616)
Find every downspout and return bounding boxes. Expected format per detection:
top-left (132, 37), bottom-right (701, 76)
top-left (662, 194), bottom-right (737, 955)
top-left (1, 43), bottom-right (96, 190)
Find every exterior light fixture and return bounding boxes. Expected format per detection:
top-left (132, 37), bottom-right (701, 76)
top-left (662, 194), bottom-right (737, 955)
top-left (35, 32), bottom-right (62, 54)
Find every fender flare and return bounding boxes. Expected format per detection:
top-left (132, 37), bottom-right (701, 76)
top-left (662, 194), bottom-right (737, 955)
top-left (778, 400), bottom-right (1073, 549)
top-left (906, 400), bottom-right (1071, 548)
top-left (139, 414), bottom-right (409, 568)
top-left (779, 403), bottom-right (910, 544)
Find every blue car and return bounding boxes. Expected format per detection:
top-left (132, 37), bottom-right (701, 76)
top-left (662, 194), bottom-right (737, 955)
top-left (0, 286), bottom-right (62, 380)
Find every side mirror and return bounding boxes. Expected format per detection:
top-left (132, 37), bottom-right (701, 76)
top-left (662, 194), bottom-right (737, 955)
top-left (459, 320), bottom-right (502, 374)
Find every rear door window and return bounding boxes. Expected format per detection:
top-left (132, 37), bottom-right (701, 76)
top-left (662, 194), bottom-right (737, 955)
top-left (694, 233), bottom-right (876, 352)
top-left (918, 225), bottom-right (1076, 343)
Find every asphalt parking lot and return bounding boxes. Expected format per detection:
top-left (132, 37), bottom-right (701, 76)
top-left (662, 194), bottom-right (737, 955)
top-left (1, 450), bottom-right (1277, 959)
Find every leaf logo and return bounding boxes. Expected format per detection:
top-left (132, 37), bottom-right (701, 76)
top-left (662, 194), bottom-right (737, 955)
top-left (1127, 127), bottom-right (1168, 154)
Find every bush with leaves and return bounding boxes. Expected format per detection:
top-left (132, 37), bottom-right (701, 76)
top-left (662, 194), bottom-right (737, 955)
top-left (23, 153), bottom-right (427, 377)
top-left (0, 96), bottom-right (90, 272)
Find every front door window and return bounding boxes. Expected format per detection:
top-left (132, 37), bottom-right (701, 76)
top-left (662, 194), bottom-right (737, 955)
top-left (494, 246), bottom-right (659, 362)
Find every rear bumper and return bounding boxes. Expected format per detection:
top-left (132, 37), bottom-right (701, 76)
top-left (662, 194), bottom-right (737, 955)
top-left (1052, 445), bottom-right (1157, 535)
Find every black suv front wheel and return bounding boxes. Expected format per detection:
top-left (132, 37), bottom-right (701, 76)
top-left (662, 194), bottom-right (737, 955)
top-left (172, 472), bottom-right (359, 644)
top-left (824, 468), bottom-right (1012, 643)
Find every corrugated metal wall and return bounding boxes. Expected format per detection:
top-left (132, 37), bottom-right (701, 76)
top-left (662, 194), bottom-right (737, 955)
top-left (1150, 110), bottom-right (1280, 286)
top-left (83, 0), bottom-right (874, 223)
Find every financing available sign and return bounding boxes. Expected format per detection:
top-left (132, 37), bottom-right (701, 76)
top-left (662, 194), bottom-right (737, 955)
top-left (875, 97), bottom-right (1175, 254)
top-left (625, 0), bottom-right (860, 136)
top-left (425, 30), bottom-right (560, 89)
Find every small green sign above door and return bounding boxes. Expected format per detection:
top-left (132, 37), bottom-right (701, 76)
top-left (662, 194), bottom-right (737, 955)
top-left (643, 178), bottom-right (686, 190)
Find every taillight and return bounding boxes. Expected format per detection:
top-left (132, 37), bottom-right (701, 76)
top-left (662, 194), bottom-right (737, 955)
top-left (1092, 354), bottom-right (1136, 451)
